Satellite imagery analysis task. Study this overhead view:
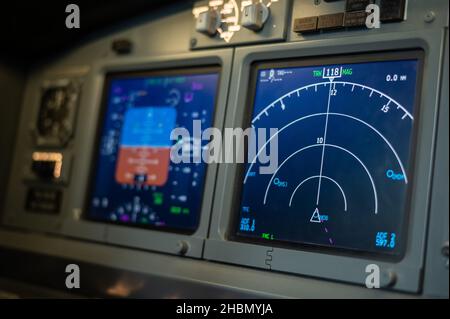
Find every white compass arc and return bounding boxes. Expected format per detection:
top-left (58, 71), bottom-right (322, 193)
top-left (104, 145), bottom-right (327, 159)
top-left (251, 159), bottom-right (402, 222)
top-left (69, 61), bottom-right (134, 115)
top-left (244, 112), bottom-right (409, 184)
top-left (263, 143), bottom-right (378, 214)
top-left (289, 175), bottom-right (348, 211)
top-left (251, 81), bottom-right (413, 124)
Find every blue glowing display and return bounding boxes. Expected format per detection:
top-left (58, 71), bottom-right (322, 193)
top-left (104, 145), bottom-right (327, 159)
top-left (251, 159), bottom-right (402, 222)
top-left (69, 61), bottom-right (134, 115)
top-left (236, 52), bottom-right (422, 256)
top-left (87, 68), bottom-right (220, 232)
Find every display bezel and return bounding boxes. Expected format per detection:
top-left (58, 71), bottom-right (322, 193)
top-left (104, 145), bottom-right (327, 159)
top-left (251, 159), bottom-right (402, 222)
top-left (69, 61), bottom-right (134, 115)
top-left (229, 50), bottom-right (424, 261)
top-left (84, 65), bottom-right (221, 235)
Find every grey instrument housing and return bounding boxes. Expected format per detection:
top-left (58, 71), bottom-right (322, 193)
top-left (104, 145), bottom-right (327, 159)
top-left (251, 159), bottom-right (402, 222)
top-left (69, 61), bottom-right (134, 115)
top-left (0, 0), bottom-right (447, 298)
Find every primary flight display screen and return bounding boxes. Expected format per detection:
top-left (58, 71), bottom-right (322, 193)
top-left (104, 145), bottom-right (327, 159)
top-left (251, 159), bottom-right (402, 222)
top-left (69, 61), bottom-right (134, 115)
top-left (87, 67), bottom-right (220, 233)
top-left (236, 51), bottom-right (423, 257)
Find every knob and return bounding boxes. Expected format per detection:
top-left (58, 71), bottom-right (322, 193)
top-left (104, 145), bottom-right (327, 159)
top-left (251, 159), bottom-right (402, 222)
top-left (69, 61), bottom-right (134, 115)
top-left (195, 9), bottom-right (221, 36)
top-left (241, 3), bottom-right (269, 31)
top-left (380, 270), bottom-right (397, 288)
top-left (176, 240), bottom-right (190, 255)
top-left (112, 39), bottom-right (132, 55)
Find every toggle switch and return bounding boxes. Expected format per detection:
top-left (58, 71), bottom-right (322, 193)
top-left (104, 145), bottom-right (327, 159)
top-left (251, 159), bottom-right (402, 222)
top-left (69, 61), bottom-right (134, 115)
top-left (195, 9), bottom-right (221, 36)
top-left (241, 3), bottom-right (270, 31)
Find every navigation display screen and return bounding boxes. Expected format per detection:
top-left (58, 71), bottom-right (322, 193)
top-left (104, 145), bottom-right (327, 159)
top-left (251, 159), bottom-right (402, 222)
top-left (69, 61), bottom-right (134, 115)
top-left (235, 51), bottom-right (423, 257)
top-left (87, 67), bottom-right (220, 233)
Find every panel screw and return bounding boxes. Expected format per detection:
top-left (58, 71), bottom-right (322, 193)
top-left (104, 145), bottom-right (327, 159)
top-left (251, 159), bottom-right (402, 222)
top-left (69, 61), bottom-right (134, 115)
top-left (424, 11), bottom-right (435, 23)
top-left (190, 38), bottom-right (197, 48)
top-left (314, 0), bottom-right (321, 5)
